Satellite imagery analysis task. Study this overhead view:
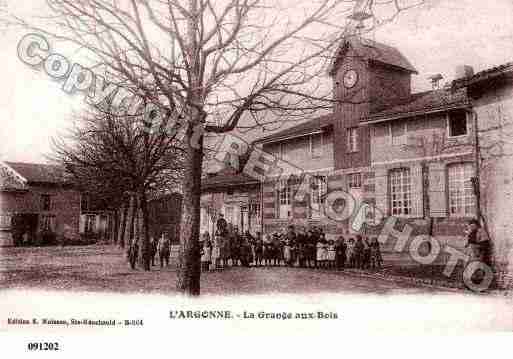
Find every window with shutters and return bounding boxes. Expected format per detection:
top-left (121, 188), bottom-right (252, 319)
top-left (311, 133), bottom-right (323, 158)
top-left (280, 142), bottom-right (289, 161)
top-left (448, 163), bottom-right (476, 217)
top-left (347, 127), bottom-right (359, 153)
top-left (389, 168), bottom-right (412, 216)
top-left (310, 176), bottom-right (326, 219)
top-left (390, 121), bottom-right (407, 146)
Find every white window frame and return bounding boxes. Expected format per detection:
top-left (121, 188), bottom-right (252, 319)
top-left (347, 127), bottom-right (359, 153)
top-left (85, 214), bottom-right (96, 233)
top-left (389, 168), bottom-right (413, 217)
top-left (250, 203), bottom-right (261, 222)
top-left (390, 121), bottom-right (408, 146)
top-left (348, 173), bottom-right (362, 189)
top-left (277, 179), bottom-right (292, 219)
top-left (224, 206), bottom-right (234, 224)
top-left (0, 215), bottom-right (11, 229)
top-left (447, 111), bottom-right (469, 139)
top-left (447, 163), bottom-right (476, 217)
top-left (310, 133), bottom-right (323, 158)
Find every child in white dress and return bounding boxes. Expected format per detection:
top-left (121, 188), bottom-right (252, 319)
top-left (201, 239), bottom-right (212, 272)
top-left (327, 240), bottom-right (336, 269)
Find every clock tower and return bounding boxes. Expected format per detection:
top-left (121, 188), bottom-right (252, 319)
top-left (330, 37), bottom-right (417, 170)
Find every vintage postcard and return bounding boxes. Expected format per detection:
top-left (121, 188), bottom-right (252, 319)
top-left (1, 0), bottom-right (513, 355)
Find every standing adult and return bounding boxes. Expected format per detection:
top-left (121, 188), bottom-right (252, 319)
top-left (223, 224), bottom-right (233, 267)
top-left (150, 236), bottom-right (158, 266)
top-left (212, 229), bottom-right (223, 270)
top-left (362, 236), bottom-right (371, 269)
top-left (306, 229), bottom-right (316, 268)
top-left (272, 233), bottom-right (283, 266)
top-left (157, 232), bottom-right (171, 268)
top-left (464, 218), bottom-right (493, 289)
top-left (286, 225), bottom-right (297, 266)
top-left (296, 228), bottom-right (307, 268)
top-left (128, 240), bottom-right (139, 270)
top-left (465, 219), bottom-right (492, 265)
top-left (254, 232), bottom-right (264, 267)
top-left (216, 213), bottom-right (228, 236)
top-left (336, 236), bottom-right (347, 270)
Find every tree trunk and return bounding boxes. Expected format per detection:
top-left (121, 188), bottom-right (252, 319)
top-left (139, 191), bottom-right (151, 271)
top-left (118, 200), bottom-right (128, 248)
top-left (176, 0), bottom-right (205, 295)
top-left (112, 209), bottom-right (119, 244)
top-left (176, 129), bottom-right (203, 296)
top-left (126, 194), bottom-right (137, 267)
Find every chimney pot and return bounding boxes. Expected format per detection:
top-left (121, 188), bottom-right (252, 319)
top-left (455, 65), bottom-right (474, 80)
top-left (428, 74), bottom-right (444, 89)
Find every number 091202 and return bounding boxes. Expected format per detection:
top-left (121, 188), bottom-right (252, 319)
top-left (27, 342), bottom-right (60, 351)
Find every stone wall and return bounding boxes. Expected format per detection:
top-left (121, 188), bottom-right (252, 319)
top-left (471, 79), bottom-right (513, 288)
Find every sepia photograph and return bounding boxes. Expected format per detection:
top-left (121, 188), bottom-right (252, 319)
top-left (1, 0), bottom-right (513, 353)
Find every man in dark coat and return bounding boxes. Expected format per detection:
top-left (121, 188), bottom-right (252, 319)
top-left (128, 240), bottom-right (139, 270)
top-left (216, 214), bottom-right (228, 236)
top-left (286, 225), bottom-right (297, 266)
top-left (296, 228), bottom-right (307, 268)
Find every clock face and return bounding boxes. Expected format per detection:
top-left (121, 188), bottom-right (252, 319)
top-left (343, 69), bottom-right (359, 89)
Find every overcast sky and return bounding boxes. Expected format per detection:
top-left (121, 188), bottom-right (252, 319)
top-left (1, 0), bottom-right (513, 164)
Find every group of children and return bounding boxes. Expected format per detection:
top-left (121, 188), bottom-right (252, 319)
top-left (199, 224), bottom-right (383, 271)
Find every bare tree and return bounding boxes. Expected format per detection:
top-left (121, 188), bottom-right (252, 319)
top-left (12, 0), bottom-right (426, 295)
top-left (52, 105), bottom-right (183, 271)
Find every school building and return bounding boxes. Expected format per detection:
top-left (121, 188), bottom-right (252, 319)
top-left (254, 38), bottom-right (476, 245)
top-left (202, 36), bottom-right (513, 287)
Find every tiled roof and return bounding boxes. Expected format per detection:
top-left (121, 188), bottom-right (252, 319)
top-left (202, 171), bottom-right (259, 190)
top-left (364, 88), bottom-right (470, 122)
top-left (452, 62), bottom-right (513, 89)
top-left (330, 38), bottom-right (418, 75)
top-left (4, 162), bottom-right (70, 185)
top-left (253, 114), bottom-right (334, 144)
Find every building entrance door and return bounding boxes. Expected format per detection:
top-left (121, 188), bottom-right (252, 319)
top-left (11, 213), bottom-right (38, 246)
